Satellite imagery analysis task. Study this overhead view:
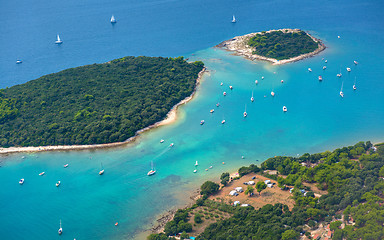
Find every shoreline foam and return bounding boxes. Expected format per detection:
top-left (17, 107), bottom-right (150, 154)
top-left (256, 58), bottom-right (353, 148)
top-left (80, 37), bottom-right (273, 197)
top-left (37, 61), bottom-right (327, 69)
top-left (0, 68), bottom-right (206, 155)
top-left (216, 28), bottom-right (326, 65)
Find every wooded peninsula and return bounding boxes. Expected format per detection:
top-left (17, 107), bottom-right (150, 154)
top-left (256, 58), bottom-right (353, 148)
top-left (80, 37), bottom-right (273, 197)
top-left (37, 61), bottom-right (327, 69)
top-left (0, 56), bottom-right (204, 147)
top-left (149, 142), bottom-right (384, 240)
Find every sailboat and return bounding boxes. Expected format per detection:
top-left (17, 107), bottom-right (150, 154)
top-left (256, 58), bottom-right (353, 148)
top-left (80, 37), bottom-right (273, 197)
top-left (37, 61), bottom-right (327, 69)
top-left (251, 91), bottom-right (254, 102)
top-left (353, 77), bottom-right (357, 90)
top-left (340, 82), bottom-right (344, 98)
top-left (110, 15), bottom-right (116, 23)
top-left (55, 35), bottom-right (63, 44)
top-left (58, 220), bottom-right (63, 235)
top-left (99, 163), bottom-right (104, 175)
top-left (147, 161), bottom-right (156, 176)
top-left (231, 15), bottom-right (236, 23)
top-left (195, 161), bottom-right (198, 166)
top-left (243, 104), bottom-right (247, 118)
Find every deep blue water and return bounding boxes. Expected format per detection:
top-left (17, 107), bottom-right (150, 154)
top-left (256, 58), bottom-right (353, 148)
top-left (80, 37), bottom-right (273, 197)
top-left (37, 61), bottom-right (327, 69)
top-left (1, 0), bottom-right (384, 239)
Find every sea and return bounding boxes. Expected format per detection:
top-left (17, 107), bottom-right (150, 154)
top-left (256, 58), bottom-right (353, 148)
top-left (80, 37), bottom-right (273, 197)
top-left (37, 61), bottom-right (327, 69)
top-left (1, 0), bottom-right (384, 239)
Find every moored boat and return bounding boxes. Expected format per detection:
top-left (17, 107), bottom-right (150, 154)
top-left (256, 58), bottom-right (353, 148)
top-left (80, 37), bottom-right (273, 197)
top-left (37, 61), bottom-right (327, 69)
top-left (160, 139), bottom-right (165, 143)
top-left (56, 181), bottom-right (61, 187)
top-left (200, 120), bottom-right (205, 125)
top-left (19, 178), bottom-right (24, 185)
top-left (99, 163), bottom-right (104, 175)
top-left (318, 75), bottom-right (323, 81)
top-left (283, 106), bottom-right (287, 112)
top-left (63, 164), bottom-right (69, 168)
top-left (39, 172), bottom-right (45, 176)
top-left (148, 160), bottom-right (156, 176)
top-left (223, 92), bottom-right (227, 96)
top-left (58, 220), bottom-right (63, 235)
top-left (16, 60), bottom-right (22, 64)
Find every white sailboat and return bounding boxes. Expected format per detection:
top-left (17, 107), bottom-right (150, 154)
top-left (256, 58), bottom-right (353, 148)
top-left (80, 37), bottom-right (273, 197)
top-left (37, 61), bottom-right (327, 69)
top-left (111, 15), bottom-right (116, 23)
top-left (55, 35), bottom-right (63, 44)
top-left (353, 77), bottom-right (357, 90)
top-left (58, 220), bottom-right (63, 235)
top-left (99, 163), bottom-right (104, 175)
top-left (195, 161), bottom-right (198, 166)
top-left (251, 91), bottom-right (254, 102)
top-left (231, 15), bottom-right (236, 23)
top-left (243, 104), bottom-right (247, 118)
top-left (147, 161), bottom-right (156, 176)
top-left (340, 82), bottom-right (344, 98)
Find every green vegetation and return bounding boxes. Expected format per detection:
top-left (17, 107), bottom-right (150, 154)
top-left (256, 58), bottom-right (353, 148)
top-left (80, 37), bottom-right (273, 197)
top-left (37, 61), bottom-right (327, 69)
top-left (256, 181), bottom-right (267, 195)
top-left (248, 30), bottom-right (319, 60)
top-left (0, 56), bottom-right (204, 147)
top-left (200, 181), bottom-right (220, 197)
top-left (148, 142), bottom-right (384, 240)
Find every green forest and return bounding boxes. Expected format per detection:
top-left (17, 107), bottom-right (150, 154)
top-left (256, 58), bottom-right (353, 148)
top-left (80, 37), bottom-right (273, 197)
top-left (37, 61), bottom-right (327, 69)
top-left (0, 56), bottom-right (204, 147)
top-left (248, 30), bottom-right (319, 60)
top-left (148, 142), bottom-right (384, 240)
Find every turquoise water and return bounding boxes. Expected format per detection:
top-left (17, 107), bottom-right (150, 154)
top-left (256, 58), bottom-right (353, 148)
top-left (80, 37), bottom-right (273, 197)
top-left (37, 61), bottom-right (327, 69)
top-left (1, 0), bottom-right (384, 239)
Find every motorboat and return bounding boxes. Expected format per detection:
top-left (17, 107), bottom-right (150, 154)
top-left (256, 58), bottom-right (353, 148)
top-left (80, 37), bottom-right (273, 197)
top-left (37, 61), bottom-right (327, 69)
top-left (160, 139), bottom-right (164, 143)
top-left (200, 120), bottom-right (205, 125)
top-left (210, 109), bottom-right (214, 113)
top-left (308, 68), bottom-right (312, 72)
top-left (63, 164), bottom-right (69, 168)
top-left (346, 67), bottom-right (351, 72)
top-left (148, 161), bottom-right (156, 176)
top-left (271, 91), bottom-right (275, 97)
top-left (318, 75), bottom-right (323, 81)
top-left (283, 106), bottom-right (287, 112)
top-left (19, 178), bottom-right (24, 185)
top-left (16, 60), bottom-right (22, 64)
top-left (221, 120), bottom-right (226, 124)
top-left (39, 172), bottom-right (45, 176)
top-left (229, 86), bottom-right (233, 90)
top-left (223, 92), bottom-right (227, 96)
top-left (56, 181), bottom-right (61, 187)
top-left (323, 66), bottom-right (326, 70)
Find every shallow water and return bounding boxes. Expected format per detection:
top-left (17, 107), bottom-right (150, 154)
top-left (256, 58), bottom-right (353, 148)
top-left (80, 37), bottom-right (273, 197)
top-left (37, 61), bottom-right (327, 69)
top-left (1, 0), bottom-right (384, 239)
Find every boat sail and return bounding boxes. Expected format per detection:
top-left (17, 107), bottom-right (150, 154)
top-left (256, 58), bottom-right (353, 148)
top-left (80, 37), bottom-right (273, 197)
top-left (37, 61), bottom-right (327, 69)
top-left (55, 35), bottom-right (63, 44)
top-left (231, 15), bottom-right (236, 23)
top-left (110, 15), bottom-right (116, 23)
top-left (147, 161), bottom-right (156, 176)
top-left (251, 91), bottom-right (254, 102)
top-left (353, 77), bottom-right (357, 90)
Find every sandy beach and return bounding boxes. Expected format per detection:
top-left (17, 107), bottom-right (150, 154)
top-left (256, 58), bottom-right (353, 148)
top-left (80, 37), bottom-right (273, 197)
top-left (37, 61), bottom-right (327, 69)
top-left (216, 28), bottom-right (326, 65)
top-left (0, 67), bottom-right (206, 155)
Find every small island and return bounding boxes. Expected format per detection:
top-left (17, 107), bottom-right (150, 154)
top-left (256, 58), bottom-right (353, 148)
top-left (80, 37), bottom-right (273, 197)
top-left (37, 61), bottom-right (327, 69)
top-left (217, 29), bottom-right (325, 65)
top-left (0, 56), bottom-right (204, 150)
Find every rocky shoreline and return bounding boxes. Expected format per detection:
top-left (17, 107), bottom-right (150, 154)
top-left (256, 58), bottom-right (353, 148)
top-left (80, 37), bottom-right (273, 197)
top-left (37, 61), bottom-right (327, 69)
top-left (149, 188), bottom-right (201, 234)
top-left (0, 68), bottom-right (207, 155)
top-left (216, 28), bottom-right (326, 65)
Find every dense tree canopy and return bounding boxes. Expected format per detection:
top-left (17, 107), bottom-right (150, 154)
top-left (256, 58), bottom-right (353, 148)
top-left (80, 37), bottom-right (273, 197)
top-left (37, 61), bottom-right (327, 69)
top-left (248, 30), bottom-right (319, 60)
top-left (0, 56), bottom-right (204, 147)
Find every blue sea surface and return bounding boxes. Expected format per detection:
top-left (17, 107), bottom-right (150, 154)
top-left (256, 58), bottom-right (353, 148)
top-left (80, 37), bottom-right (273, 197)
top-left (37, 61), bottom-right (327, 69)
top-left (1, 0), bottom-right (384, 239)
